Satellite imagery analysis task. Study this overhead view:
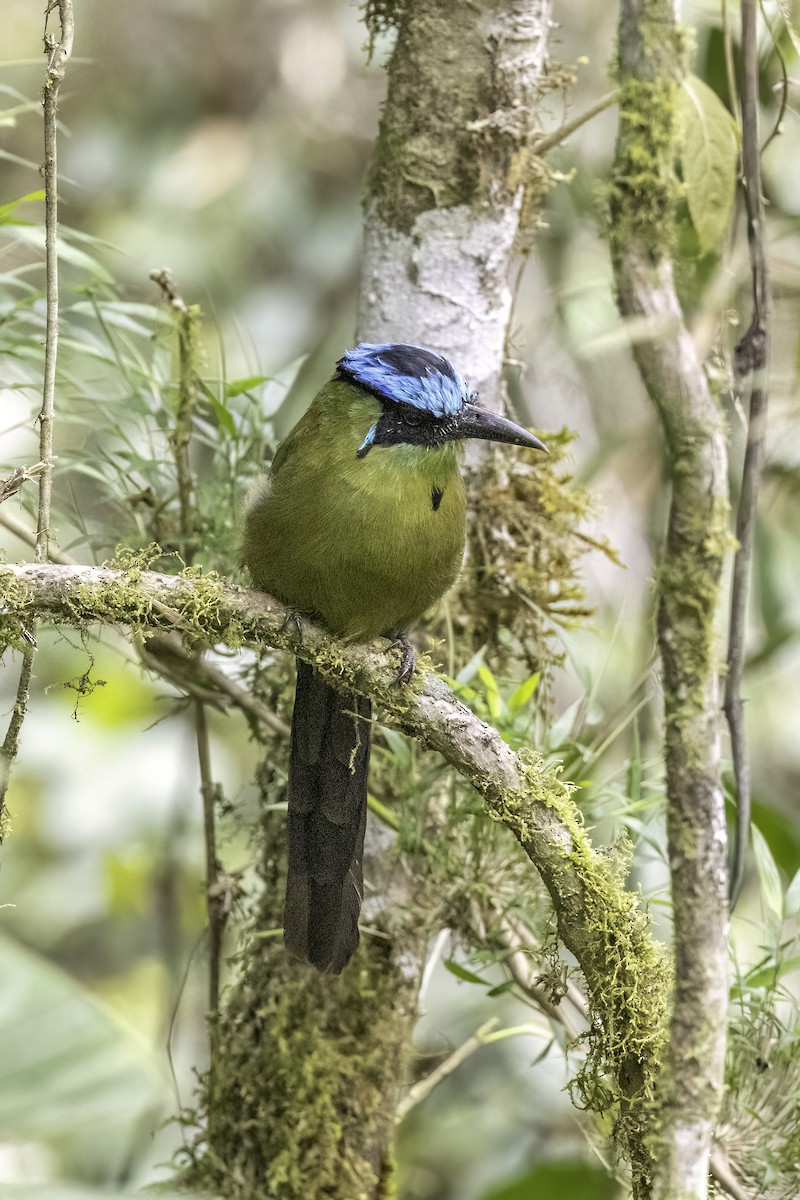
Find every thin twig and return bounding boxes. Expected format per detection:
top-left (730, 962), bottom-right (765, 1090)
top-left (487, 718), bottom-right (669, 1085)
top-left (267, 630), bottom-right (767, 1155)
top-left (3, 4), bottom-right (74, 829)
top-left (37, 0), bottom-right (74, 563)
top-left (140, 632), bottom-right (290, 738)
top-left (151, 271), bottom-right (228, 1013)
top-left (396, 1018), bottom-right (500, 1120)
top-left (725, 0), bottom-right (771, 909)
top-left (150, 268), bottom-right (198, 563)
top-left (532, 89), bottom-right (620, 155)
top-left (490, 909), bottom-right (586, 1041)
top-left (0, 645), bottom-right (35, 837)
top-left (194, 699), bottom-right (228, 1013)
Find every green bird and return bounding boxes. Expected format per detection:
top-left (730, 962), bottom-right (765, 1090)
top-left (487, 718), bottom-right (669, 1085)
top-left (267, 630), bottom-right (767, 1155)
top-left (243, 342), bottom-right (546, 973)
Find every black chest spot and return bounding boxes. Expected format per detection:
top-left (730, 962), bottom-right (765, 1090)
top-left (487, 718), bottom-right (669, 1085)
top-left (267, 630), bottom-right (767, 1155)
top-left (431, 486), bottom-right (444, 512)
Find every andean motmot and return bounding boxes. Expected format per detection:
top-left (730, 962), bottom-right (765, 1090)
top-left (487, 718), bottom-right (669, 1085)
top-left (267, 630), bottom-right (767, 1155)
top-left (243, 342), bottom-right (547, 973)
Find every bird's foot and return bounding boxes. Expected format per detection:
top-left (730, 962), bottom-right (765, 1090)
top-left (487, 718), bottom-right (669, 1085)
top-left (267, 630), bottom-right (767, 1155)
top-left (281, 609), bottom-right (304, 641)
top-left (388, 635), bottom-right (416, 687)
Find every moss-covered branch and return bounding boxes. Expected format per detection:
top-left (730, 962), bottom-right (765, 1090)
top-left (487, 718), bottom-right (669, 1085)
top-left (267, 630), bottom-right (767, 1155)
top-left (1, 556), bottom-right (668, 1182)
top-left (610, 2), bottom-right (730, 1197)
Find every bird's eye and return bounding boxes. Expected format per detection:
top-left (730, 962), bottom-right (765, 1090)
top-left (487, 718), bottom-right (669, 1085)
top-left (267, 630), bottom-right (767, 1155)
top-left (403, 408), bottom-right (423, 427)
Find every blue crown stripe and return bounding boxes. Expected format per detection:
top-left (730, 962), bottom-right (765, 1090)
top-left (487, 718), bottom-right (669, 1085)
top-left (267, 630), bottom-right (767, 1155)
top-left (337, 342), bottom-right (470, 418)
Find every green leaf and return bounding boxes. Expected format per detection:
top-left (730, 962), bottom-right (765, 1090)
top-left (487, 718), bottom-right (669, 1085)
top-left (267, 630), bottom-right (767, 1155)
top-left (626, 714), bottom-right (642, 804)
top-left (507, 672), bottom-right (541, 713)
top-left (477, 664), bottom-right (504, 720)
top-left (678, 75), bottom-right (739, 254)
top-left (486, 980), bottom-right (515, 998)
top-left (454, 645), bottom-right (487, 686)
top-left (198, 380), bottom-right (237, 436)
top-left (443, 959), bottom-right (491, 986)
top-left (0, 932), bottom-right (168, 1171)
top-left (0, 189), bottom-right (45, 224)
top-left (546, 697), bottom-right (582, 751)
top-left (785, 868), bottom-right (800, 917)
top-left (225, 374), bottom-right (269, 398)
top-left (746, 954), bottom-right (800, 989)
top-left (752, 823), bottom-right (784, 925)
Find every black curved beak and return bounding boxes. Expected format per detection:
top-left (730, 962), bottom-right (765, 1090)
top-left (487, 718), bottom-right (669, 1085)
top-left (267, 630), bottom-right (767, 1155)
top-left (457, 402), bottom-right (548, 452)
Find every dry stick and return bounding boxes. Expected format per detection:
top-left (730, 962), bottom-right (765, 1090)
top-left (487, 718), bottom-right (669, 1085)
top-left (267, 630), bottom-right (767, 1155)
top-left (37, 0), bottom-right (74, 563)
top-left (724, 0), bottom-right (771, 910)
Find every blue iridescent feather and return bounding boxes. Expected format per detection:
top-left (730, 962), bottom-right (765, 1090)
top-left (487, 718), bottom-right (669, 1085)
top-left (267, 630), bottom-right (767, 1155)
top-left (337, 342), bottom-right (471, 419)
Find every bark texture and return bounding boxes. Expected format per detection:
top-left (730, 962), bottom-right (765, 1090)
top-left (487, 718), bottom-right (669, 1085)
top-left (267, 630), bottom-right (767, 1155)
top-left (610, 2), bottom-right (730, 1196)
top-left (359, 0), bottom-right (551, 409)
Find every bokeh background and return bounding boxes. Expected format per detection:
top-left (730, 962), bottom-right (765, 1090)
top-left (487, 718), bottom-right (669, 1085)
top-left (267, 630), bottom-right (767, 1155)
top-left (2, 1), bottom-right (799, 1197)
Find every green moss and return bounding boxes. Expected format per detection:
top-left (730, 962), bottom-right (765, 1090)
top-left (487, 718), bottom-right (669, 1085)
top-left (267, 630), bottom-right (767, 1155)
top-left (366, 0), bottom-right (557, 233)
top-left (654, 493), bottom-right (731, 768)
top-left (609, 76), bottom-right (681, 263)
top-left (0, 571), bottom-right (33, 651)
top-left (487, 758), bottom-right (668, 1187)
top-left (456, 431), bottom-right (618, 683)
top-left (183, 831), bottom-right (418, 1200)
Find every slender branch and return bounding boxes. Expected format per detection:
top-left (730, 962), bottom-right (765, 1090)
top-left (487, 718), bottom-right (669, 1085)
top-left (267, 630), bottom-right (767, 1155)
top-left (724, 0), bottom-right (771, 909)
top-left (493, 913), bottom-right (585, 1041)
top-left (150, 271), bottom-right (231, 1012)
top-left (195, 699), bottom-right (229, 1013)
top-left (37, 0), bottom-right (74, 563)
top-left (3, 4), bottom-right (74, 829)
top-left (532, 90), bottom-right (620, 155)
top-left (150, 268), bottom-right (199, 562)
top-left (396, 1017), bottom-right (501, 1120)
top-left (0, 645), bottom-right (35, 837)
top-left (611, 2), bottom-right (730, 1196)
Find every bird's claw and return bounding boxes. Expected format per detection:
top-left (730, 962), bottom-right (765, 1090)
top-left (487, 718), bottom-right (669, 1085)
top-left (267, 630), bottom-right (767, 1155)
top-left (282, 609), bottom-right (304, 641)
top-left (388, 636), bottom-right (416, 687)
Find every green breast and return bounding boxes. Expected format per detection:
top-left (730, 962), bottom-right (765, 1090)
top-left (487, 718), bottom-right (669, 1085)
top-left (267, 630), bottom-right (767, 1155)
top-left (243, 380), bottom-right (467, 640)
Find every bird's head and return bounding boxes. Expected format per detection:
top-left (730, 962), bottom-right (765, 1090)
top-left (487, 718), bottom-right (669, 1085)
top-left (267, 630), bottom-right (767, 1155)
top-left (336, 342), bottom-right (547, 459)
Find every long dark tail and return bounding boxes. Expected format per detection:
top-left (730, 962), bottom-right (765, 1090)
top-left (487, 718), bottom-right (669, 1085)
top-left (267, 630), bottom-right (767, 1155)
top-left (283, 659), bottom-right (371, 974)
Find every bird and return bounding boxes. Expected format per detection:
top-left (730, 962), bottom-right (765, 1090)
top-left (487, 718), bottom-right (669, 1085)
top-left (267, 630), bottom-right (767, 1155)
top-left (242, 342), bottom-right (547, 973)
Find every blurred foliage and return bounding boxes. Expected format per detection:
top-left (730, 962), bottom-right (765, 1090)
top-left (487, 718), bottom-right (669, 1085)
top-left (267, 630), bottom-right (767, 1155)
top-left (2, 0), bottom-right (800, 1197)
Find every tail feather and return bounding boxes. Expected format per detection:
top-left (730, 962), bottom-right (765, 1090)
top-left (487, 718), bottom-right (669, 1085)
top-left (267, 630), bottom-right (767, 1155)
top-left (284, 659), bottom-right (371, 973)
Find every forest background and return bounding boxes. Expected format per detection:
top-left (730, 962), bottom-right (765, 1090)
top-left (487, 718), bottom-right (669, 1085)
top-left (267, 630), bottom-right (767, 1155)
top-left (1, 1), bottom-right (800, 1198)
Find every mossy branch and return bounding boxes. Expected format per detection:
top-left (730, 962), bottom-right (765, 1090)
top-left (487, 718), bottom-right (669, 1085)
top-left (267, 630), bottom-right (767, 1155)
top-left (1, 556), bottom-right (668, 1171)
top-left (611, 1), bottom-right (731, 1197)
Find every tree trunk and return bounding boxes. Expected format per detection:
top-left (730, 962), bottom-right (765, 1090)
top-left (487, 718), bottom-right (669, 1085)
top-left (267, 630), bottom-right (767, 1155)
top-left (610, 2), bottom-right (730, 1195)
